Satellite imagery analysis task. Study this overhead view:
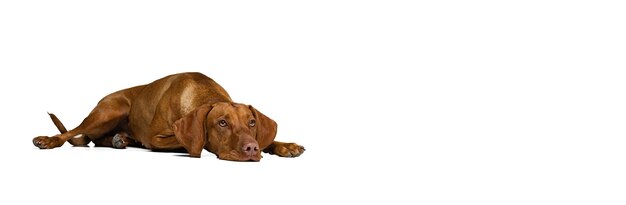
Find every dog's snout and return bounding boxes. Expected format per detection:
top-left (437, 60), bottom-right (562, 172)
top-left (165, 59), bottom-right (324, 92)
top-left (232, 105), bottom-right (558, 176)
top-left (243, 142), bottom-right (259, 156)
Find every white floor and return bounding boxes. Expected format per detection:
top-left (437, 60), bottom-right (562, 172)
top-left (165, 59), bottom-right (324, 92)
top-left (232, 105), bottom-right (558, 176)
top-left (2, 1), bottom-right (625, 204)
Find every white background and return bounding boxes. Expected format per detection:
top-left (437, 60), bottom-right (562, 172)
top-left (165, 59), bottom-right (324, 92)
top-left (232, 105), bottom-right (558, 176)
top-left (1, 0), bottom-right (624, 204)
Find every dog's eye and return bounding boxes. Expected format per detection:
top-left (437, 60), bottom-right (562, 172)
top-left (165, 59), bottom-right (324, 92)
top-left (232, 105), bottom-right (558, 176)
top-left (218, 120), bottom-right (228, 127)
top-left (249, 119), bottom-right (256, 127)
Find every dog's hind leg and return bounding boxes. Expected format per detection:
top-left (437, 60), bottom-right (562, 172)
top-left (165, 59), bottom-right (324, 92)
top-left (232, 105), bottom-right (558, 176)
top-left (47, 113), bottom-right (91, 146)
top-left (33, 91), bottom-right (132, 149)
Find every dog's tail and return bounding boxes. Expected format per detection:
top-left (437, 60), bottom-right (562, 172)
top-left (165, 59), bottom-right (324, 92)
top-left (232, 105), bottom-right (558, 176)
top-left (47, 112), bottom-right (90, 146)
top-left (48, 112), bottom-right (68, 133)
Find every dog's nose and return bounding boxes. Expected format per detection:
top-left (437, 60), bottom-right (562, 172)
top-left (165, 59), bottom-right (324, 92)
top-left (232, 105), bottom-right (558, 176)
top-left (243, 142), bottom-right (259, 156)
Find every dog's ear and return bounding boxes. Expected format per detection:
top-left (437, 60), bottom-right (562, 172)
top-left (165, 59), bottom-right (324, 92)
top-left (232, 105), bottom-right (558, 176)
top-left (173, 104), bottom-right (213, 157)
top-left (248, 105), bottom-right (277, 150)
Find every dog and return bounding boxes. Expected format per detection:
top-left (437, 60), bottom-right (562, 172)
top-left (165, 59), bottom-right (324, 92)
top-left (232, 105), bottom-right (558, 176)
top-left (33, 72), bottom-right (304, 161)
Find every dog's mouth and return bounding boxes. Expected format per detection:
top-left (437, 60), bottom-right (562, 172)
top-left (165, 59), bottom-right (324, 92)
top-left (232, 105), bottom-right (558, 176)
top-left (218, 151), bottom-right (261, 162)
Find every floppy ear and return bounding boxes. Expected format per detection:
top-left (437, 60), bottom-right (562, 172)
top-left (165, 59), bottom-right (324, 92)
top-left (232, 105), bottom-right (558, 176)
top-left (249, 105), bottom-right (277, 150)
top-left (172, 104), bottom-right (213, 157)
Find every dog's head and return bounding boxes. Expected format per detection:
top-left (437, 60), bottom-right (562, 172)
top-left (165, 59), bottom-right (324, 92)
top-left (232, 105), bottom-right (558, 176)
top-left (172, 102), bottom-right (277, 161)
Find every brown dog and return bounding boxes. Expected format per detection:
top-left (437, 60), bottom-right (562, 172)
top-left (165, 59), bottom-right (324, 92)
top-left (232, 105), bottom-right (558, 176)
top-left (32, 72), bottom-right (304, 161)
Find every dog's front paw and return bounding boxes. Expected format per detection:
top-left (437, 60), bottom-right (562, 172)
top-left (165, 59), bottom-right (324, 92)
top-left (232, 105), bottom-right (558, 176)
top-left (33, 136), bottom-right (61, 149)
top-left (265, 142), bottom-right (305, 158)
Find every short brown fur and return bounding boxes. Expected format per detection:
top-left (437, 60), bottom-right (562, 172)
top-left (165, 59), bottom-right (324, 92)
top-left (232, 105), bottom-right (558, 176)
top-left (33, 72), bottom-right (304, 161)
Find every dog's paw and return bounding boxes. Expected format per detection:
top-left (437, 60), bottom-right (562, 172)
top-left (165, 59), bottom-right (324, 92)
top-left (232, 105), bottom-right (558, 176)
top-left (112, 133), bottom-right (129, 149)
top-left (267, 142), bottom-right (305, 158)
top-left (33, 136), bottom-right (60, 149)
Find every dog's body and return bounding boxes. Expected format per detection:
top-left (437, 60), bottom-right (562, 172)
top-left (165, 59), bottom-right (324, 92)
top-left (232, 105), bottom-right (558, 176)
top-left (33, 72), bottom-right (304, 161)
